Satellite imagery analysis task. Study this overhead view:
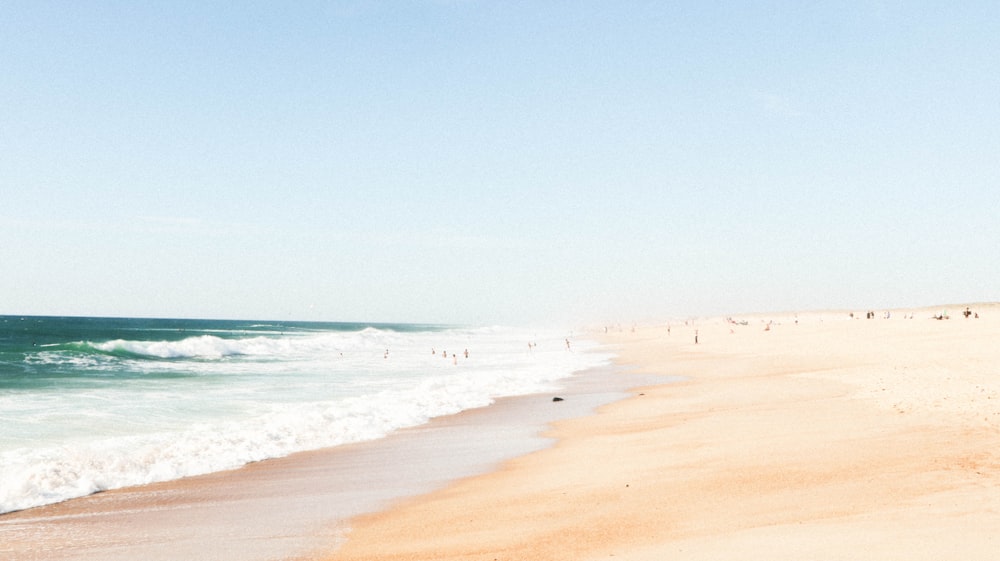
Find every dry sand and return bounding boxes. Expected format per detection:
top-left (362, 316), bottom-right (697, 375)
top-left (327, 304), bottom-right (1000, 560)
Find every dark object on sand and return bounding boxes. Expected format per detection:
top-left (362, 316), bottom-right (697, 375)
top-left (552, 396), bottom-right (564, 402)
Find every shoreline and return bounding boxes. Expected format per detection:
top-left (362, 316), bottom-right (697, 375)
top-left (0, 360), bottom-right (659, 561)
top-left (326, 304), bottom-right (1000, 560)
top-left (5, 303), bottom-right (999, 560)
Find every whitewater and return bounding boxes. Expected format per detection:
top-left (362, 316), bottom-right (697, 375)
top-left (0, 316), bottom-right (611, 514)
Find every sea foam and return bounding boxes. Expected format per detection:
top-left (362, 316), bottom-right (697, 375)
top-left (0, 324), bottom-right (610, 514)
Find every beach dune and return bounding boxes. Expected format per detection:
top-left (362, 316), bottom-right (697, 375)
top-left (327, 305), bottom-right (1000, 560)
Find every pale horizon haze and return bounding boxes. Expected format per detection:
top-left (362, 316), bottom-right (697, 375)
top-left (2, 2), bottom-right (998, 325)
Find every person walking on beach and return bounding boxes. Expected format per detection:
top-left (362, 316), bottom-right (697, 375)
top-left (695, 329), bottom-right (699, 344)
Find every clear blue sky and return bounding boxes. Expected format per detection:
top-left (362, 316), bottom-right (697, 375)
top-left (2, 1), bottom-right (998, 325)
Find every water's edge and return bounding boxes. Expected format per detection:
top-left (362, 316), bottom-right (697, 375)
top-left (0, 363), bottom-right (675, 561)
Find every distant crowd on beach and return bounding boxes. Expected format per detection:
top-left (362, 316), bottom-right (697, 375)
top-left (599, 305), bottom-right (988, 350)
top-left (853, 311), bottom-right (897, 319)
top-left (849, 306), bottom-right (981, 321)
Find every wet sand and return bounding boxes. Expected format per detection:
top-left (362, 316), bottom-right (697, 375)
top-left (327, 304), bottom-right (1000, 560)
top-left (0, 365), bottom-right (661, 561)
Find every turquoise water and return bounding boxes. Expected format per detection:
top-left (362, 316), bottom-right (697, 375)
top-left (0, 315), bottom-right (610, 514)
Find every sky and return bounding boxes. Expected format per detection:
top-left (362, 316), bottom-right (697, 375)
top-left (1, 1), bottom-right (998, 325)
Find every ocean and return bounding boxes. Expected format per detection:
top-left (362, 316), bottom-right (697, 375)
top-left (0, 315), bottom-right (611, 515)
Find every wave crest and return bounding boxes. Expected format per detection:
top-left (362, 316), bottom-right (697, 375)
top-left (92, 335), bottom-right (278, 359)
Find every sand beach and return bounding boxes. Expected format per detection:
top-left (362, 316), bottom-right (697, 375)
top-left (328, 304), bottom-right (1000, 560)
top-left (4, 304), bottom-right (999, 560)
